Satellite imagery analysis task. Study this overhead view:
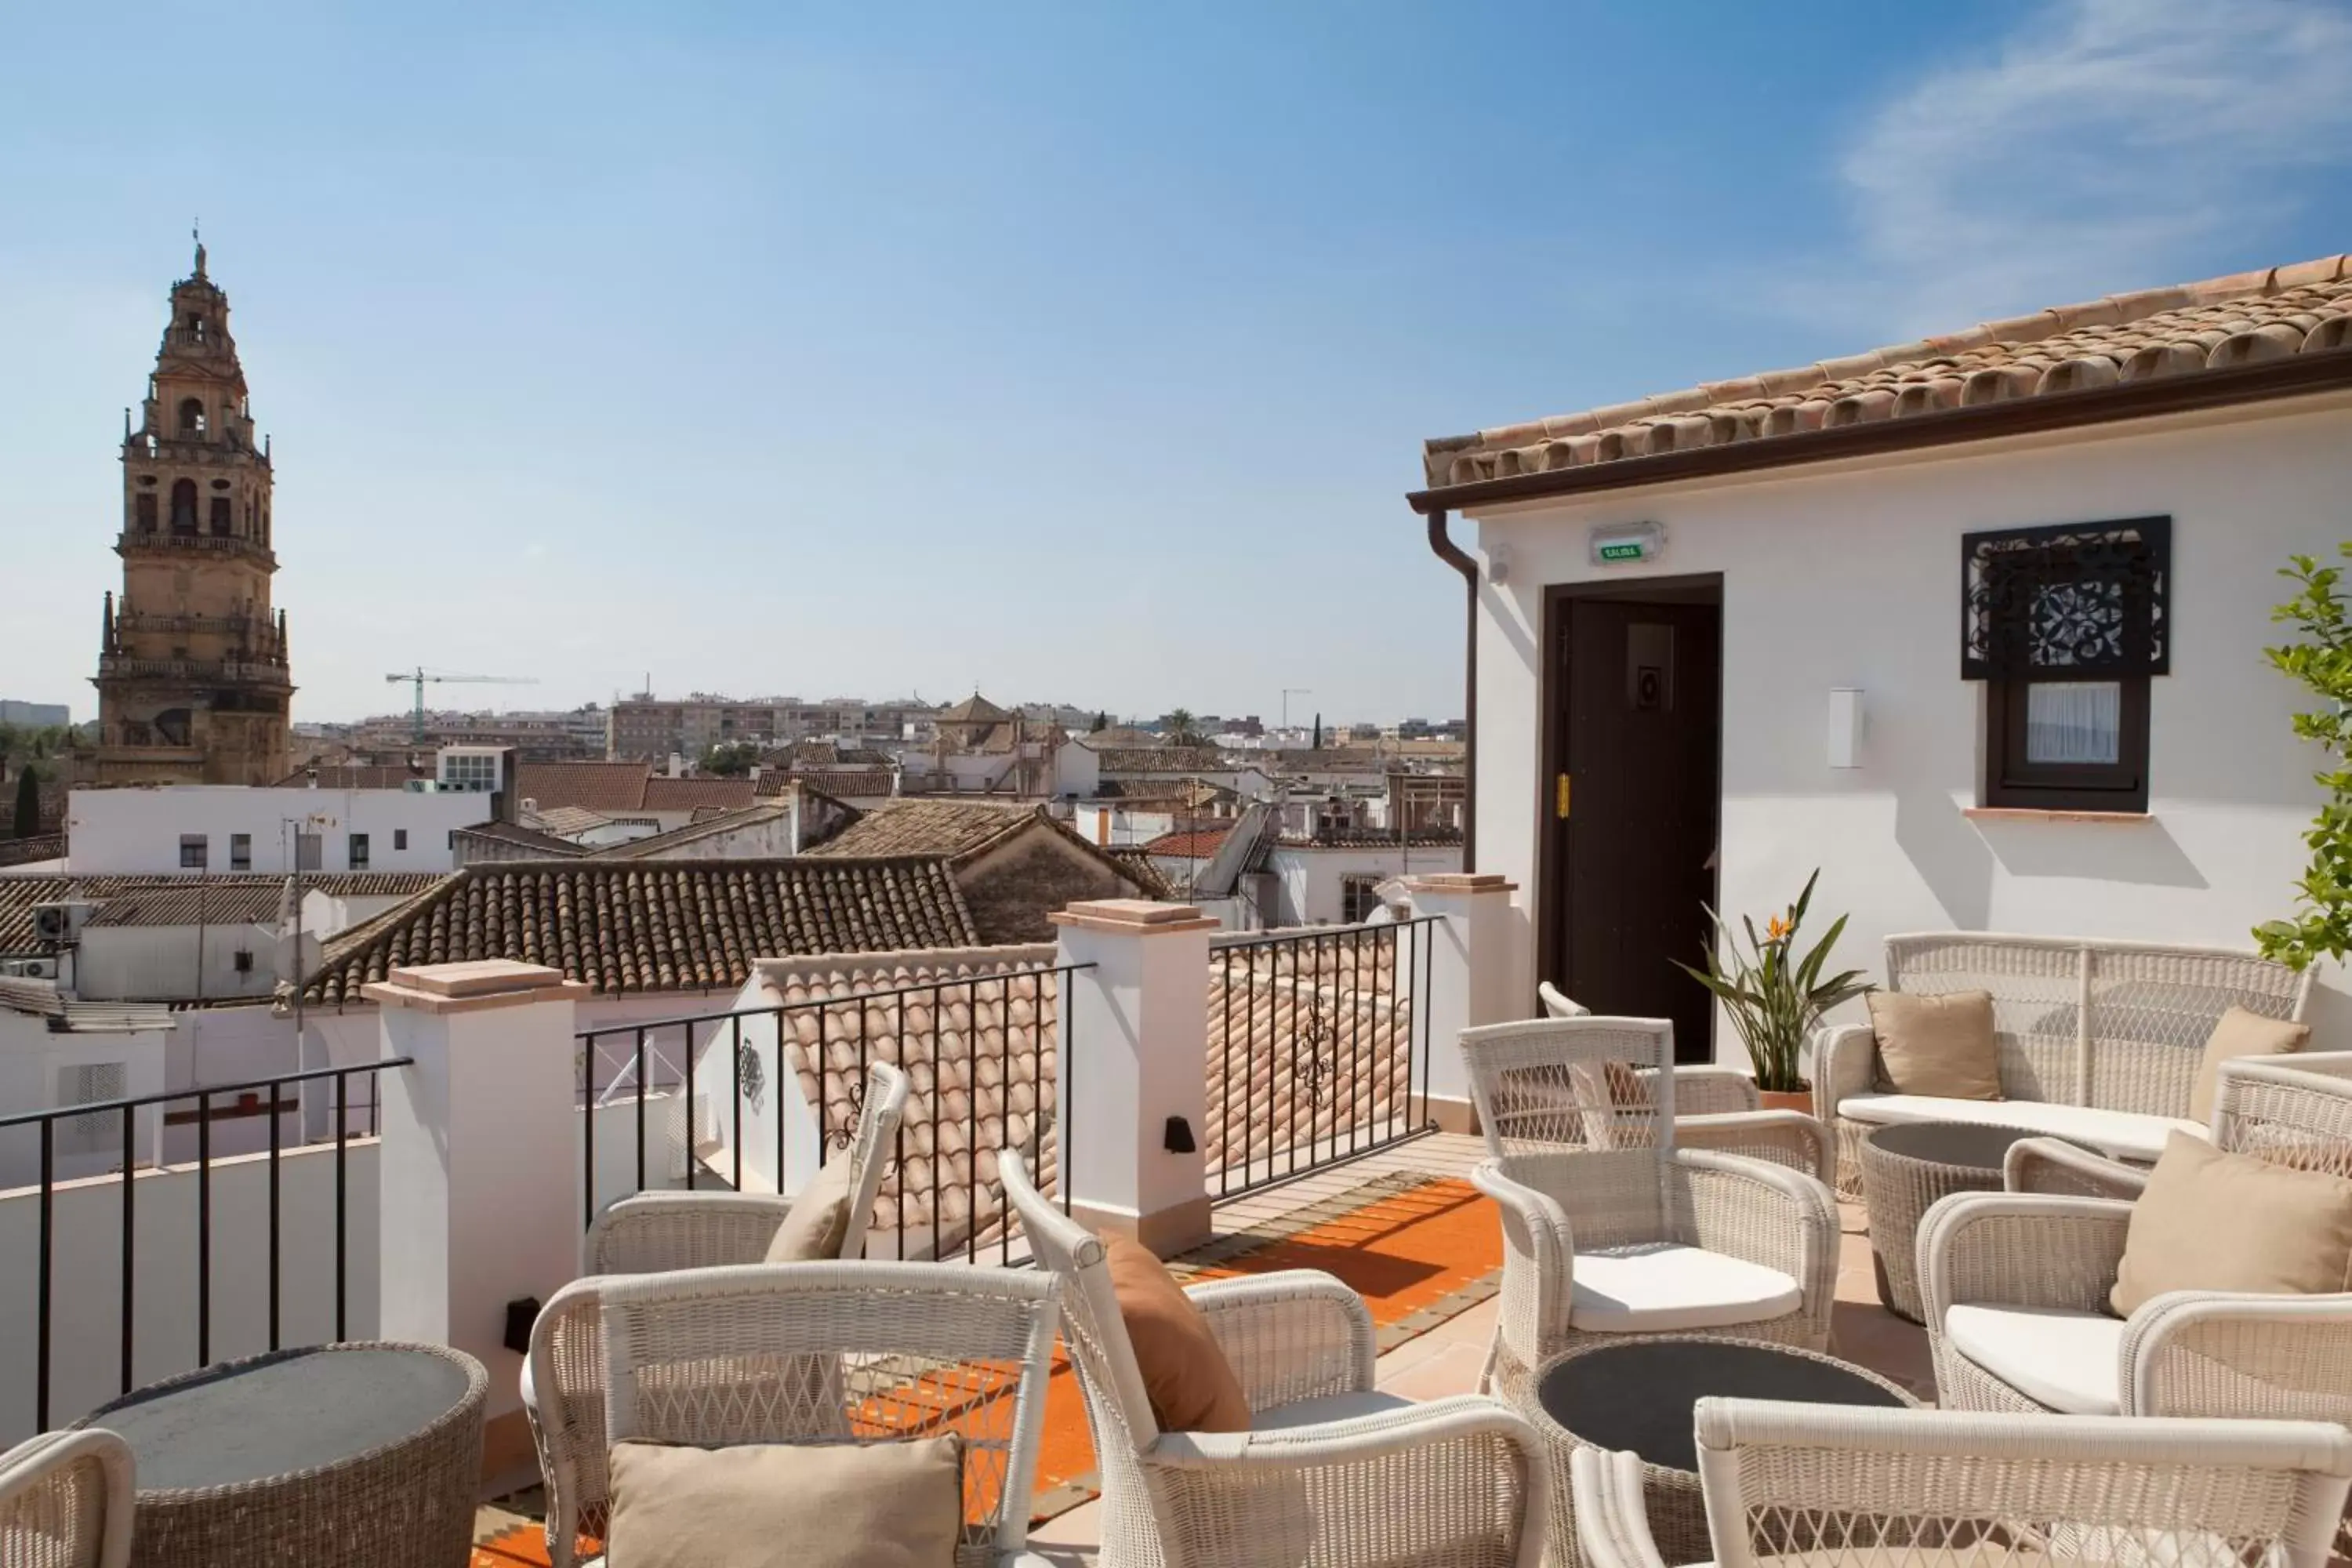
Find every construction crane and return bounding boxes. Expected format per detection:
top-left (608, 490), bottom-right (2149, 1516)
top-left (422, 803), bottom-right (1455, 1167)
top-left (384, 668), bottom-right (539, 742)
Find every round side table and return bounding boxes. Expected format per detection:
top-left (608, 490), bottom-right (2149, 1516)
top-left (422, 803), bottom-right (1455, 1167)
top-left (1859, 1120), bottom-right (2063, 1323)
top-left (77, 1341), bottom-right (486, 1568)
top-left (1515, 1334), bottom-right (1916, 1568)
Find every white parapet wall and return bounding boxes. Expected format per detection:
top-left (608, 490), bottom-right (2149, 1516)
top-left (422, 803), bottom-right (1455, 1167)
top-left (0, 1093), bottom-right (689, 1446)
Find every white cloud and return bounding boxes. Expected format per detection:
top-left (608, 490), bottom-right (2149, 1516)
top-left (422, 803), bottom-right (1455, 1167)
top-left (1824, 0), bottom-right (2352, 336)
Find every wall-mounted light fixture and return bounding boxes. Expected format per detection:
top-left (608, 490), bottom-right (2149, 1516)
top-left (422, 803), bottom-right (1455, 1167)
top-left (1828, 688), bottom-right (1864, 769)
top-left (1484, 543), bottom-right (1511, 586)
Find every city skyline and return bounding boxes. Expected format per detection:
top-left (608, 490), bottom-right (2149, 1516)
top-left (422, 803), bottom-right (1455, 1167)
top-left (5, 2), bottom-right (2350, 724)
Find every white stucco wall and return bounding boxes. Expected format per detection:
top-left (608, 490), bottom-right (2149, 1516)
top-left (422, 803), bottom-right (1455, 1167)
top-left (67, 786), bottom-right (486, 874)
top-left (1266, 844), bottom-right (1465, 925)
top-left (74, 924), bottom-right (283, 1004)
top-left (0, 1014), bottom-right (169, 1187)
top-left (1463, 394), bottom-right (2352, 1053)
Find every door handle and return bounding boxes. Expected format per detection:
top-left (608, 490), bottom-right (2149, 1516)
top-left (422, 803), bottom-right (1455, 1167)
top-left (1555, 774), bottom-right (1572, 820)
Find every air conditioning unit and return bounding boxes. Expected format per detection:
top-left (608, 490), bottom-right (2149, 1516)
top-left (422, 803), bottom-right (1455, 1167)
top-left (2, 957), bottom-right (60, 980)
top-left (31, 902), bottom-right (96, 945)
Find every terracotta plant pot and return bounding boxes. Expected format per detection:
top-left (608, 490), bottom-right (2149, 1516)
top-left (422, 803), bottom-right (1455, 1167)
top-left (1757, 1085), bottom-right (1813, 1115)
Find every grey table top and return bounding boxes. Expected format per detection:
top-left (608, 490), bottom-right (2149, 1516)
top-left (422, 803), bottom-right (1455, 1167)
top-left (85, 1346), bottom-right (474, 1492)
top-left (1536, 1338), bottom-right (1911, 1474)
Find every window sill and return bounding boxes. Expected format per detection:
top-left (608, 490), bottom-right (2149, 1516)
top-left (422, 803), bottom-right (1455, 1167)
top-left (1962, 807), bottom-right (2154, 825)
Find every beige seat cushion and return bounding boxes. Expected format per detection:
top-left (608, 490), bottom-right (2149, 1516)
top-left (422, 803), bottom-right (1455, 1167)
top-left (606, 1436), bottom-right (963, 1568)
top-left (1567, 1243), bottom-right (1803, 1333)
top-left (1942, 1303), bottom-right (2124, 1414)
top-left (1867, 991), bottom-right (2002, 1101)
top-left (2111, 1131), bottom-right (2352, 1316)
top-left (765, 1153), bottom-right (858, 1261)
top-left (1247, 1389), bottom-right (1413, 1431)
top-left (2189, 1007), bottom-right (2310, 1124)
top-left (1102, 1233), bottom-right (1252, 1433)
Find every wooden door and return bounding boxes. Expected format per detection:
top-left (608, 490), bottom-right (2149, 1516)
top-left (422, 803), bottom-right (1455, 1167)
top-left (1554, 596), bottom-right (1722, 1062)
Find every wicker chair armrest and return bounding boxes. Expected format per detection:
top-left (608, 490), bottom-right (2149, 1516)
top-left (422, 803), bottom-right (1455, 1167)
top-left (524, 1278), bottom-right (609, 1568)
top-left (2124, 1290), bottom-right (2352, 1419)
top-left (1670, 1067), bottom-right (1761, 1115)
top-left (1570, 1446), bottom-right (1671, 1568)
top-left (585, 1189), bottom-right (796, 1273)
top-left (1471, 1159), bottom-right (1577, 1378)
top-left (0, 1428), bottom-right (136, 1568)
top-left (1677, 1109), bottom-right (1834, 1185)
top-left (1915, 1192), bottom-right (2131, 1353)
top-left (2003, 1136), bottom-right (2151, 1200)
top-left (1188, 1270), bottom-right (1377, 1406)
top-left (1668, 1148), bottom-right (1839, 1312)
top-left (1143, 1396), bottom-right (1547, 1567)
top-left (1814, 1024), bottom-right (1877, 1123)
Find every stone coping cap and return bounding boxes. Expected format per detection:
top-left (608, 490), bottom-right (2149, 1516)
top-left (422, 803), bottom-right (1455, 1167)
top-left (1402, 873), bottom-right (1519, 893)
top-left (1049, 898), bottom-right (1221, 935)
top-left (365, 960), bottom-right (590, 1015)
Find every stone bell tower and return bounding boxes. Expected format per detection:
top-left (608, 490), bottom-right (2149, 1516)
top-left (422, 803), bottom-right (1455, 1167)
top-left (92, 238), bottom-right (293, 786)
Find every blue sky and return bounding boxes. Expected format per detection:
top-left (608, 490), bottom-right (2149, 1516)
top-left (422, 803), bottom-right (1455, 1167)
top-left (4, 0), bottom-right (2349, 727)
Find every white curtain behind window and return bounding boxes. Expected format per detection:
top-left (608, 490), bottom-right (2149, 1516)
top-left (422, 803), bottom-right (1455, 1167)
top-left (2025, 681), bottom-right (2121, 764)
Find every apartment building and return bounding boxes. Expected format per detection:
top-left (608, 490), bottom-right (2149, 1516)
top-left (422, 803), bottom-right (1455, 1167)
top-left (608, 695), bottom-right (938, 760)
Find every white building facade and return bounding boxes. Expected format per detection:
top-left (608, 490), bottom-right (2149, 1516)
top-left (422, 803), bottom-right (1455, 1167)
top-left (66, 786), bottom-right (489, 876)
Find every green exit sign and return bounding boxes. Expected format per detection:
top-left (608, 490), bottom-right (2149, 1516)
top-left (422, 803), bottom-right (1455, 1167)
top-left (1589, 521), bottom-right (1664, 566)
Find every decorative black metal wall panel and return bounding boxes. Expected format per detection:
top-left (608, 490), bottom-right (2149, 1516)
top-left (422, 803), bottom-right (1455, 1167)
top-left (1960, 516), bottom-right (2169, 679)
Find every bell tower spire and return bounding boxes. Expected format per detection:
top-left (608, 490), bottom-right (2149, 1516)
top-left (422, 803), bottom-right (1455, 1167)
top-left (89, 239), bottom-right (293, 786)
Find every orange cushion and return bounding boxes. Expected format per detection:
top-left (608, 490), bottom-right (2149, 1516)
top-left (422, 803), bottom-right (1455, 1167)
top-left (1101, 1233), bottom-right (1250, 1433)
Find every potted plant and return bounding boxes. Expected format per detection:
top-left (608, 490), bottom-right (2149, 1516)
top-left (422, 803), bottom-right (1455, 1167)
top-left (1675, 869), bottom-right (1872, 1111)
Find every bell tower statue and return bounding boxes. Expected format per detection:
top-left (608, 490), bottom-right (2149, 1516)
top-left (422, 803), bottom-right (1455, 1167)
top-left (92, 238), bottom-right (293, 786)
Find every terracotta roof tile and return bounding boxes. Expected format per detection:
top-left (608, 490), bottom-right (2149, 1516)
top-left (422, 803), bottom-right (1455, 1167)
top-left (1425, 254), bottom-right (2352, 487)
top-left (514, 762), bottom-right (654, 815)
top-left (1087, 747), bottom-right (1238, 774)
top-left (0, 873), bottom-right (448, 951)
top-left (1142, 823), bottom-right (1232, 858)
top-left (758, 949), bottom-right (1060, 1256)
top-left (84, 884), bottom-right (289, 927)
top-left (806, 800), bottom-right (1037, 861)
top-left (454, 821), bottom-right (590, 858)
top-left (641, 776), bottom-right (760, 812)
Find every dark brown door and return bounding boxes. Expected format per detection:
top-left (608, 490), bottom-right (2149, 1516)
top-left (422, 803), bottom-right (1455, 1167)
top-left (1554, 595), bottom-right (1722, 1062)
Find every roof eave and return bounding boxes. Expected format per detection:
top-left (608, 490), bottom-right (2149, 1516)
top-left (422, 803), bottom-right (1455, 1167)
top-left (1405, 348), bottom-right (2352, 516)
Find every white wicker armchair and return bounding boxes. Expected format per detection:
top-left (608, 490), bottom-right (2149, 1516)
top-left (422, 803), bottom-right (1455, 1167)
top-left (0, 1430), bottom-right (134, 1568)
top-left (1535, 989), bottom-right (1831, 1181)
top-left (1570, 1399), bottom-right (2352, 1568)
top-left (1462, 1018), bottom-right (1840, 1398)
top-left (525, 1061), bottom-right (909, 1567)
top-left (586, 1261), bottom-right (1058, 1568)
top-left (999, 1149), bottom-right (1547, 1568)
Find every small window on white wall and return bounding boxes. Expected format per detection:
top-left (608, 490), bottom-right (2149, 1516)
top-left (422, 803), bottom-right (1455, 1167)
top-left (60, 1062), bottom-right (128, 1154)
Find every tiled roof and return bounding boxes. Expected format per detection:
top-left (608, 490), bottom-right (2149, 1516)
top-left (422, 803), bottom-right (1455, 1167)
top-left (934, 693), bottom-right (1013, 725)
top-left (1088, 747), bottom-right (1240, 774)
top-left (0, 834), bottom-right (65, 869)
top-left (0, 873), bottom-right (449, 951)
top-left (85, 884), bottom-right (289, 927)
top-left (1426, 253), bottom-right (2352, 488)
top-left (453, 821), bottom-right (590, 858)
top-left (1142, 823), bottom-right (1233, 858)
top-left (1278, 828), bottom-right (1465, 850)
top-left (806, 800), bottom-right (1040, 861)
top-left (301, 858), bottom-right (980, 1006)
top-left (1203, 931), bottom-right (1414, 1178)
top-left (1269, 749), bottom-right (1387, 773)
top-left (590, 802), bottom-right (794, 859)
top-left (642, 775), bottom-right (760, 812)
top-left (514, 761), bottom-right (654, 815)
top-left (778, 767), bottom-right (898, 798)
top-left (523, 804), bottom-right (613, 837)
top-left (758, 947), bottom-right (1060, 1255)
top-left (1102, 846), bottom-right (1173, 898)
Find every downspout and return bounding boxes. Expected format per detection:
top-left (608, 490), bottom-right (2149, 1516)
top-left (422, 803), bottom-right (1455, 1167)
top-left (1423, 510), bottom-right (1476, 871)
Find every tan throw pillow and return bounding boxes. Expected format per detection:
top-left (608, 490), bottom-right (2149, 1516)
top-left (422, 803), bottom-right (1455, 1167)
top-left (766, 1152), bottom-right (859, 1261)
top-left (2188, 1006), bottom-right (2310, 1124)
top-left (1867, 990), bottom-right (2002, 1101)
top-left (2111, 1131), bottom-right (2352, 1316)
top-left (607, 1436), bottom-right (963, 1568)
top-left (1100, 1232), bottom-right (1251, 1433)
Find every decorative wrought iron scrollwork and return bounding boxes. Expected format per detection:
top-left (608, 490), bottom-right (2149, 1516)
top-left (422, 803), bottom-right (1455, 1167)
top-left (829, 1076), bottom-right (865, 1151)
top-left (1960, 517), bottom-right (2169, 679)
top-left (735, 1042), bottom-right (764, 1111)
top-left (1297, 992), bottom-right (1338, 1107)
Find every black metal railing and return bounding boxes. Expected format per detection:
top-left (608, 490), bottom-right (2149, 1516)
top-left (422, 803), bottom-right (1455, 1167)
top-left (0, 1058), bottom-right (407, 1434)
top-left (575, 962), bottom-right (1089, 1266)
top-left (1208, 916), bottom-right (1438, 1196)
